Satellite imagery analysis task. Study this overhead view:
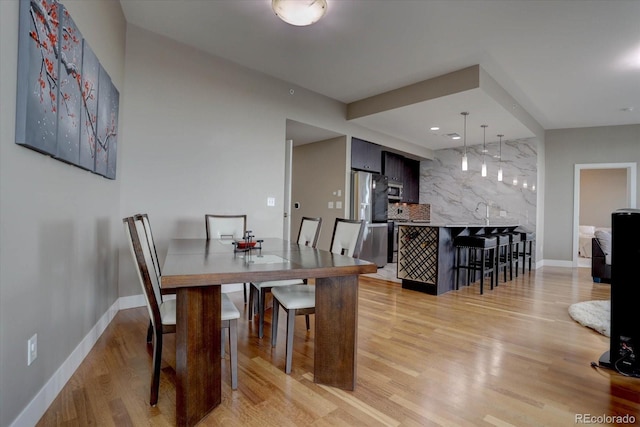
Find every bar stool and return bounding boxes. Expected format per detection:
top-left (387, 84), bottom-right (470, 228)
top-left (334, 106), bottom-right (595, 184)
top-left (507, 232), bottom-right (522, 278)
top-left (491, 233), bottom-right (511, 285)
top-left (453, 235), bottom-right (497, 294)
top-left (518, 232), bottom-right (535, 273)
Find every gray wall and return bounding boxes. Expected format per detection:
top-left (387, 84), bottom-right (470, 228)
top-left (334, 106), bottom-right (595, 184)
top-left (544, 125), bottom-right (640, 261)
top-left (0, 1), bottom-right (126, 425)
top-left (117, 25), bottom-right (428, 297)
top-left (292, 137), bottom-right (348, 252)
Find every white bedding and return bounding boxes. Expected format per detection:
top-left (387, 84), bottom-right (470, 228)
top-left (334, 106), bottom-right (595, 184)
top-left (578, 225), bottom-right (595, 258)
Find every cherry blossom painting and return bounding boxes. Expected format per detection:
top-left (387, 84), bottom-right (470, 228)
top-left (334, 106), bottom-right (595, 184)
top-left (15, 0), bottom-right (119, 180)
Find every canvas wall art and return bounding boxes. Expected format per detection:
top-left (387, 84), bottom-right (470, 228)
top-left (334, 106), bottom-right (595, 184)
top-left (15, 0), bottom-right (119, 180)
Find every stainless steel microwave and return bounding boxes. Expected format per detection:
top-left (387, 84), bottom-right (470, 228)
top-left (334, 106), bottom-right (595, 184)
top-left (388, 182), bottom-right (403, 202)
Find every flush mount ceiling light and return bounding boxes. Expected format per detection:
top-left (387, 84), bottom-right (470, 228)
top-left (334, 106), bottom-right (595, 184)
top-left (272, 0), bottom-right (328, 26)
top-left (461, 112), bottom-right (469, 171)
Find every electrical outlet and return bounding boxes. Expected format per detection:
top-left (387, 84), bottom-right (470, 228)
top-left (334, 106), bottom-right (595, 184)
top-left (336, 201), bottom-right (342, 209)
top-left (267, 197), bottom-right (275, 207)
top-left (28, 333), bottom-right (37, 366)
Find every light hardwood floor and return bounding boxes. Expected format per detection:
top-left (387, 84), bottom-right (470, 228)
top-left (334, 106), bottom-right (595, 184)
top-left (37, 267), bottom-right (640, 426)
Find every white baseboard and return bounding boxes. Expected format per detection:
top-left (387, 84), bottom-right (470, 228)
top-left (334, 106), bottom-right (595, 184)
top-left (9, 298), bottom-right (120, 427)
top-left (541, 259), bottom-right (574, 268)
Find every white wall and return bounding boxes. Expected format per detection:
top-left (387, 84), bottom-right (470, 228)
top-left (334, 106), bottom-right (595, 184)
top-left (0, 1), bottom-right (126, 426)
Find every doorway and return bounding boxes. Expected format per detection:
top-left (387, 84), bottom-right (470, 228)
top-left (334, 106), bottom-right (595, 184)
top-left (573, 163), bottom-right (637, 267)
top-left (284, 119), bottom-right (344, 242)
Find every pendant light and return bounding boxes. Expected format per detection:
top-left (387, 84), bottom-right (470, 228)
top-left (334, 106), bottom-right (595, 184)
top-left (481, 125), bottom-right (487, 177)
top-left (497, 134), bottom-right (504, 182)
top-left (461, 112), bottom-right (469, 171)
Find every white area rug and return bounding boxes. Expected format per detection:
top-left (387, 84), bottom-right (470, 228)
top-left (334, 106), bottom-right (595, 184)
top-left (568, 300), bottom-right (610, 337)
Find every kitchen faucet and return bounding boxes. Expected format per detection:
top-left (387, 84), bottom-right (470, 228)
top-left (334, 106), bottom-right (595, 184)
top-left (475, 201), bottom-right (490, 225)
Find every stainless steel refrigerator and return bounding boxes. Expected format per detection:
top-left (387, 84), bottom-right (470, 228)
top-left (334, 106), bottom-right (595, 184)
top-left (351, 171), bottom-right (388, 267)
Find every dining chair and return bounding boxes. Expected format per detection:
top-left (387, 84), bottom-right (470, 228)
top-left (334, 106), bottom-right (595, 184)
top-left (134, 213), bottom-right (163, 343)
top-left (249, 216), bottom-right (322, 338)
top-left (270, 218), bottom-right (365, 374)
top-left (205, 214), bottom-right (249, 303)
top-left (124, 217), bottom-right (239, 406)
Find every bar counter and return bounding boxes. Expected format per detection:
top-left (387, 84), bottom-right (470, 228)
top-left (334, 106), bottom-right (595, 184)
top-left (397, 223), bottom-right (520, 295)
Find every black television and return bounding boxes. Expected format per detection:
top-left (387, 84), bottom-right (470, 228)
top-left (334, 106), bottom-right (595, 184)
top-left (599, 208), bottom-right (640, 376)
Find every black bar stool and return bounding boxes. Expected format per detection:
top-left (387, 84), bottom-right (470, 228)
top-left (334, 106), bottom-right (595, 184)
top-left (454, 235), bottom-right (497, 294)
top-left (518, 231), bottom-right (535, 273)
top-left (507, 232), bottom-right (522, 278)
top-left (492, 233), bottom-right (511, 285)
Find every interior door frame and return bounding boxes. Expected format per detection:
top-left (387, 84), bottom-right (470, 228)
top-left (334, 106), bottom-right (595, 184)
top-left (283, 139), bottom-right (293, 241)
top-left (572, 162), bottom-right (637, 267)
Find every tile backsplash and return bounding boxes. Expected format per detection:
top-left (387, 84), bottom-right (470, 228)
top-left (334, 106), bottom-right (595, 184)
top-left (387, 203), bottom-right (430, 221)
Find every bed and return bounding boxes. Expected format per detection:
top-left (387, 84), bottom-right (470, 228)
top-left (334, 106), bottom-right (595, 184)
top-left (579, 225), bottom-right (596, 258)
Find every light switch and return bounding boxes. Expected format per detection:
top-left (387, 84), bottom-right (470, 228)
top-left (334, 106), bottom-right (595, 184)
top-left (328, 201), bottom-right (334, 209)
top-left (336, 201), bottom-right (342, 209)
top-left (337, 190), bottom-right (342, 197)
top-left (267, 197), bottom-right (275, 207)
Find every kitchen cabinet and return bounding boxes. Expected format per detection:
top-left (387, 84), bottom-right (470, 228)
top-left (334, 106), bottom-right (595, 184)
top-left (382, 151), bottom-right (404, 183)
top-left (383, 151), bottom-right (420, 203)
top-left (403, 158), bottom-right (420, 204)
top-left (351, 137), bottom-right (382, 173)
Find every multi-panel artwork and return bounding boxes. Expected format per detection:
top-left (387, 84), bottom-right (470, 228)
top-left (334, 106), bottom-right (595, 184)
top-left (15, 0), bottom-right (119, 179)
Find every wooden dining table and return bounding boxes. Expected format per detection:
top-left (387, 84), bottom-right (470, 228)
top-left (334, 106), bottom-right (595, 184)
top-left (161, 237), bottom-right (377, 427)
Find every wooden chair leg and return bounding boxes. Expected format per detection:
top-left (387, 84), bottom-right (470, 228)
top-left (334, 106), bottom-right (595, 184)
top-left (146, 320), bottom-right (153, 344)
top-left (259, 288), bottom-right (268, 338)
top-left (243, 283), bottom-right (247, 304)
top-left (221, 323), bottom-right (226, 358)
top-left (285, 308), bottom-right (296, 374)
top-left (229, 319), bottom-right (238, 390)
top-left (150, 331), bottom-right (162, 406)
top-left (271, 299), bottom-right (280, 347)
top-left (248, 286), bottom-right (255, 320)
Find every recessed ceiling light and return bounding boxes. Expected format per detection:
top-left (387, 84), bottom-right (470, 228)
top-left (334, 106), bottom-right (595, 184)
top-left (448, 133), bottom-right (461, 140)
top-left (430, 126), bottom-right (440, 131)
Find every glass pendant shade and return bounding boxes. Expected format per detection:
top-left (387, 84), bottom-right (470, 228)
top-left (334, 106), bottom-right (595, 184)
top-left (497, 134), bottom-right (504, 182)
top-left (481, 124), bottom-right (487, 177)
top-left (272, 0), bottom-right (328, 26)
top-left (460, 112), bottom-right (469, 171)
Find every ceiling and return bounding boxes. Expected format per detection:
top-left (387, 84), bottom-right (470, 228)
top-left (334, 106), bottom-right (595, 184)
top-left (120, 0), bottom-right (640, 150)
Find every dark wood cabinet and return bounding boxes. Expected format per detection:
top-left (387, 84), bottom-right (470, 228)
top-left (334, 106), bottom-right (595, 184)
top-left (383, 151), bottom-right (420, 203)
top-left (403, 158), bottom-right (420, 204)
top-left (382, 151), bottom-right (404, 183)
top-left (351, 137), bottom-right (382, 173)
